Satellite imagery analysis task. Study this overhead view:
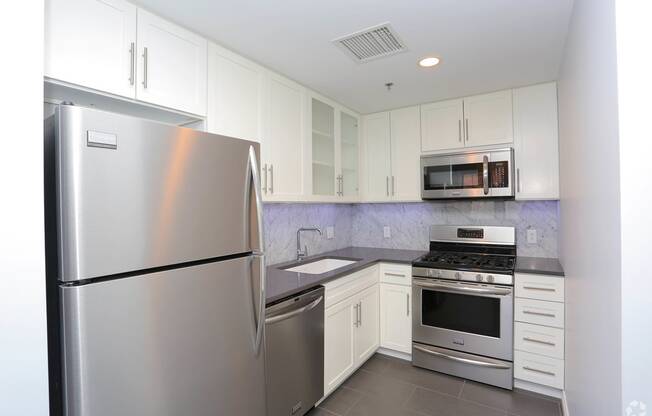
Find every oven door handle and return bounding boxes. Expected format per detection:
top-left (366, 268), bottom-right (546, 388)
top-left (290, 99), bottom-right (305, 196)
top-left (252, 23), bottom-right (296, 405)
top-left (413, 279), bottom-right (512, 296)
top-left (413, 344), bottom-right (511, 369)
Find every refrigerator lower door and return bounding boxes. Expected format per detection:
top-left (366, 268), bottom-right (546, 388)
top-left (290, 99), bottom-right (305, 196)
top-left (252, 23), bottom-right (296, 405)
top-left (60, 255), bottom-right (266, 416)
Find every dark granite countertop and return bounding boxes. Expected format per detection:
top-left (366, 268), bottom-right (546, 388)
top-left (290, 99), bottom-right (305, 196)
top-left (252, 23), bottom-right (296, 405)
top-left (515, 256), bottom-right (565, 277)
top-left (266, 247), bottom-right (426, 304)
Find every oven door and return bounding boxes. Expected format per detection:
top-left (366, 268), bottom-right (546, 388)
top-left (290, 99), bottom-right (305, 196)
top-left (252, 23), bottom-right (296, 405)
top-left (420, 149), bottom-right (513, 199)
top-left (412, 277), bottom-right (513, 361)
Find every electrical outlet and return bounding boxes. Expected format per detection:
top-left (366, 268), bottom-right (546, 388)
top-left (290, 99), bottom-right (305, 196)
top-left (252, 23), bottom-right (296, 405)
top-left (383, 226), bottom-right (391, 238)
top-left (326, 226), bottom-right (334, 239)
top-left (527, 229), bottom-right (537, 244)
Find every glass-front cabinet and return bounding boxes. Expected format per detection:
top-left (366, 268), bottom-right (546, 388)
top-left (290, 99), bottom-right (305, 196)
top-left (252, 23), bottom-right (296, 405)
top-left (310, 96), bottom-right (359, 200)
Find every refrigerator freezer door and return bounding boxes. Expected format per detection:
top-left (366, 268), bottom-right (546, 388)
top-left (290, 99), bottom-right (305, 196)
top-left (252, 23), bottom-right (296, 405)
top-left (55, 105), bottom-right (262, 282)
top-left (60, 255), bottom-right (266, 416)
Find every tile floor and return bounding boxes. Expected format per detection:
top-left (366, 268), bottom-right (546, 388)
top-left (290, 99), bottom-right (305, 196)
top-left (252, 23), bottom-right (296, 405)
top-left (308, 353), bottom-right (562, 416)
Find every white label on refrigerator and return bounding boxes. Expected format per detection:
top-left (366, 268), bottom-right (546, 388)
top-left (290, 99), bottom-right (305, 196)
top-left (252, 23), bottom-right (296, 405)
top-left (87, 130), bottom-right (117, 149)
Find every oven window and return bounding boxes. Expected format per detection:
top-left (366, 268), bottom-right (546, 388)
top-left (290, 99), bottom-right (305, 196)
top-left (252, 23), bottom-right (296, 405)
top-left (421, 290), bottom-right (500, 338)
top-left (423, 163), bottom-right (484, 190)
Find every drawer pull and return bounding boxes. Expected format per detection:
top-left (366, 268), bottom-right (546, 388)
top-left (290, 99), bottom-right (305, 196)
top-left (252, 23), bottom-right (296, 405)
top-left (523, 286), bottom-right (556, 292)
top-left (523, 337), bottom-right (556, 346)
top-left (523, 366), bottom-right (556, 377)
top-left (385, 272), bottom-right (406, 278)
top-left (523, 310), bottom-right (556, 318)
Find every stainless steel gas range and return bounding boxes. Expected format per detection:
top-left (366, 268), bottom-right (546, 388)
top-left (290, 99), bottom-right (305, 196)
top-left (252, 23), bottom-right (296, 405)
top-left (411, 225), bottom-right (516, 390)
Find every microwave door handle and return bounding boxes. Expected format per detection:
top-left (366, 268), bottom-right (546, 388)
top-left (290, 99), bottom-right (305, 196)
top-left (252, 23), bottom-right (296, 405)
top-left (483, 155), bottom-right (489, 195)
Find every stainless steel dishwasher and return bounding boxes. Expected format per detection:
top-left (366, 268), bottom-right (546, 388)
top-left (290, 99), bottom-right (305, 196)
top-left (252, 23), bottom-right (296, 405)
top-left (265, 286), bottom-right (324, 416)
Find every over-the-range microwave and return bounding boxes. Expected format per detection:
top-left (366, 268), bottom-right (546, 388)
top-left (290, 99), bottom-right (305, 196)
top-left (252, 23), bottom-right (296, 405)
top-left (421, 148), bottom-right (514, 200)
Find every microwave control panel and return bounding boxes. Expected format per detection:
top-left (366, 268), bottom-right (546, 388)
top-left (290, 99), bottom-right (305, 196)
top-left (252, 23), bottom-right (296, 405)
top-left (489, 161), bottom-right (509, 188)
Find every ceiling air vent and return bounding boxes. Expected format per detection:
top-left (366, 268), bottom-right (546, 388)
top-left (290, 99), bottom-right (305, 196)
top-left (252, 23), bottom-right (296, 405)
top-left (333, 23), bottom-right (407, 63)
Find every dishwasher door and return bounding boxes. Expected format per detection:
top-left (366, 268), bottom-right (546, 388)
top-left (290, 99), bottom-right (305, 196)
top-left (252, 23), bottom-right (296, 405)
top-left (265, 286), bottom-right (324, 416)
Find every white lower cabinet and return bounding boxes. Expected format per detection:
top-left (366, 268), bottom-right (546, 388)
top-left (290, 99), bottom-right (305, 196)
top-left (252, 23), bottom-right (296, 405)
top-left (379, 283), bottom-right (411, 353)
top-left (323, 266), bottom-right (380, 396)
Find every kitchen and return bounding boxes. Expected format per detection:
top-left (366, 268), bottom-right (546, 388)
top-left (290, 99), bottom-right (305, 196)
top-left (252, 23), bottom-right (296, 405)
top-left (2, 1), bottom-right (651, 416)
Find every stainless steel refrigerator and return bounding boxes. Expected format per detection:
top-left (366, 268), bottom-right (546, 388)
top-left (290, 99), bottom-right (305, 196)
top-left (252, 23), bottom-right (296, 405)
top-left (49, 105), bottom-right (266, 416)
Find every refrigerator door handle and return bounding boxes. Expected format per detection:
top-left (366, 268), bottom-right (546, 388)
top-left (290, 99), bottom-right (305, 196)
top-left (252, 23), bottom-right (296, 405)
top-left (248, 146), bottom-right (266, 356)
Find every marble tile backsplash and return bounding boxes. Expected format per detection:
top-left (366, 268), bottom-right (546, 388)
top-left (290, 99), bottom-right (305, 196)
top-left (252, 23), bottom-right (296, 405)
top-left (264, 200), bottom-right (559, 265)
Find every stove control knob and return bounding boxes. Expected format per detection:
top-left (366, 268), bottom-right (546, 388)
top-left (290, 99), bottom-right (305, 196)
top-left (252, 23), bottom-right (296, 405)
top-left (475, 274), bottom-right (483, 282)
top-left (487, 275), bottom-right (495, 283)
top-left (455, 272), bottom-right (461, 280)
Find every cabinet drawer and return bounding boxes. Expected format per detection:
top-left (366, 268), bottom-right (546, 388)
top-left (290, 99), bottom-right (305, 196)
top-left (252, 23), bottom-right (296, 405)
top-left (515, 298), bottom-right (564, 328)
top-left (379, 263), bottom-right (412, 286)
top-left (514, 350), bottom-right (564, 389)
top-left (514, 322), bottom-right (564, 359)
top-left (515, 273), bottom-right (564, 302)
top-left (323, 265), bottom-right (379, 308)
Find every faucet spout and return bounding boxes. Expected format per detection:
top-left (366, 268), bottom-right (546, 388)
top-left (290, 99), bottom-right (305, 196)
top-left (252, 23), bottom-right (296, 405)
top-left (296, 227), bottom-right (322, 261)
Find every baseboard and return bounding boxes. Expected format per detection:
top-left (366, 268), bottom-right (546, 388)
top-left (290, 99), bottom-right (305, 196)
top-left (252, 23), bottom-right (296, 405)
top-left (514, 379), bottom-right (563, 399)
top-left (561, 390), bottom-right (570, 416)
top-left (377, 347), bottom-right (411, 361)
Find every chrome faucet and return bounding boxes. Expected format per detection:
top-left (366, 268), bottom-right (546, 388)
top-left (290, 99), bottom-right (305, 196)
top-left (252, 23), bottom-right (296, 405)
top-left (297, 227), bottom-right (322, 261)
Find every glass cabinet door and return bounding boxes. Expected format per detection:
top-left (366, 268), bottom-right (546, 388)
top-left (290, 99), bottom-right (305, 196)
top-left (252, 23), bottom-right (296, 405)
top-left (312, 98), bottom-right (335, 196)
top-left (340, 112), bottom-right (359, 197)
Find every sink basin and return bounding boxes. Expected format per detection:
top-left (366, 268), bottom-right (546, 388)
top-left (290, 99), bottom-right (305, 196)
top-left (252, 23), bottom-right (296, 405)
top-left (283, 258), bottom-right (358, 275)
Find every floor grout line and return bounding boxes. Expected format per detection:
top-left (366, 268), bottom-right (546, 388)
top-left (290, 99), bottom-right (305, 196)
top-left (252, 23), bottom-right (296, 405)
top-left (458, 380), bottom-right (466, 398)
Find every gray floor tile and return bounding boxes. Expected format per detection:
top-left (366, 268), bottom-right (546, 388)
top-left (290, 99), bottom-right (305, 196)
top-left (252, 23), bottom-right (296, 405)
top-left (406, 387), bottom-right (507, 416)
top-left (346, 394), bottom-right (425, 416)
top-left (306, 407), bottom-right (337, 416)
top-left (360, 353), bottom-right (393, 374)
top-left (343, 369), bottom-right (416, 406)
top-left (460, 381), bottom-right (562, 416)
top-left (383, 357), bottom-right (465, 397)
top-left (319, 386), bottom-right (362, 415)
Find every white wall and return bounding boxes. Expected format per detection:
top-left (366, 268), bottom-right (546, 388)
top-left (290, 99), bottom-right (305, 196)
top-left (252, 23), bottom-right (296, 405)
top-left (616, 0), bottom-right (652, 411)
top-left (0, 1), bottom-right (50, 415)
top-left (557, 0), bottom-right (622, 414)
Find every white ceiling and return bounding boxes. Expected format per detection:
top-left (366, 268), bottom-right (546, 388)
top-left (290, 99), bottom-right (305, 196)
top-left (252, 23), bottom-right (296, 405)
top-left (133, 0), bottom-right (574, 114)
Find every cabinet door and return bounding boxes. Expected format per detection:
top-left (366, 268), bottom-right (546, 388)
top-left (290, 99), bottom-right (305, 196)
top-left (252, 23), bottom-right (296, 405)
top-left (354, 284), bottom-right (380, 363)
top-left (311, 98), bottom-right (336, 197)
top-left (207, 43), bottom-right (264, 142)
top-left (324, 299), bottom-right (356, 395)
top-left (136, 9), bottom-right (207, 115)
top-left (420, 98), bottom-right (464, 152)
top-left (379, 284), bottom-right (412, 354)
top-left (513, 82), bottom-right (560, 200)
top-left (266, 73), bottom-right (306, 200)
top-left (390, 106), bottom-right (421, 201)
top-left (45, 0), bottom-right (137, 98)
top-left (340, 111), bottom-right (360, 198)
top-left (463, 90), bottom-right (513, 147)
top-left (362, 112), bottom-right (392, 201)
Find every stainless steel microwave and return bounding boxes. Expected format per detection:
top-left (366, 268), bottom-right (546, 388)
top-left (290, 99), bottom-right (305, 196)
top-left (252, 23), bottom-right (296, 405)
top-left (421, 149), bottom-right (514, 199)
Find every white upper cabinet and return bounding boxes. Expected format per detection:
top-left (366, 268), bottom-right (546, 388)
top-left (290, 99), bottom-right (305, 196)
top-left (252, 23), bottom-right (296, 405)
top-left (340, 111), bottom-right (360, 199)
top-left (207, 43), bottom-right (264, 142)
top-left (421, 99), bottom-right (464, 152)
top-left (136, 9), bottom-right (207, 115)
top-left (264, 73), bottom-right (306, 201)
top-left (362, 112), bottom-right (392, 200)
top-left (45, 0), bottom-right (137, 98)
top-left (311, 97), bottom-right (337, 198)
top-left (513, 82), bottom-right (560, 200)
top-left (390, 106), bottom-right (421, 201)
top-left (463, 90), bottom-right (513, 147)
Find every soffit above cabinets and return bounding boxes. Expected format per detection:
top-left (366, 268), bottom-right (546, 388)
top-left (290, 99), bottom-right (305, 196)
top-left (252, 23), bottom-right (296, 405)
top-left (132, 0), bottom-right (573, 114)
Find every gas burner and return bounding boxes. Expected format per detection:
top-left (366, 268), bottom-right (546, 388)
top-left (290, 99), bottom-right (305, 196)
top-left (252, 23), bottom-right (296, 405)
top-left (416, 251), bottom-right (515, 273)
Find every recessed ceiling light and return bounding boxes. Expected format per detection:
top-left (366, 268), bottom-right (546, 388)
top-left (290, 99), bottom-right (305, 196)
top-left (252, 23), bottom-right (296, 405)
top-left (418, 56), bottom-right (441, 68)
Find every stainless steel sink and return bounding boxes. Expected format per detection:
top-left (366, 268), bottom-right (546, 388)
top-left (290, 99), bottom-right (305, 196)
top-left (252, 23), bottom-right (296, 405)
top-left (283, 257), bottom-right (359, 274)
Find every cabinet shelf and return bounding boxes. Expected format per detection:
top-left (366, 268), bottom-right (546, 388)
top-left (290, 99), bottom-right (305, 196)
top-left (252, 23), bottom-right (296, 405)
top-left (312, 129), bottom-right (334, 140)
top-left (313, 160), bottom-right (334, 168)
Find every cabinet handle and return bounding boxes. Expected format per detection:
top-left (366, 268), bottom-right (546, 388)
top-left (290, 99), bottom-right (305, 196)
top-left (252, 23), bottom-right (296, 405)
top-left (336, 175), bottom-right (340, 196)
top-left (523, 310), bottom-right (556, 318)
top-left (523, 286), bottom-right (556, 292)
top-left (340, 175), bottom-right (344, 196)
top-left (391, 176), bottom-right (395, 196)
top-left (458, 120), bottom-right (462, 142)
top-left (269, 164), bottom-right (274, 194)
top-left (262, 164), bottom-right (268, 194)
top-left (128, 42), bottom-right (135, 85)
top-left (142, 47), bottom-right (148, 89)
top-left (523, 366), bottom-right (556, 377)
top-left (359, 301), bottom-right (362, 326)
top-left (354, 303), bottom-right (359, 327)
top-left (465, 118), bottom-right (469, 142)
top-left (386, 176), bottom-right (389, 196)
top-left (384, 272), bottom-right (405, 278)
top-left (406, 293), bottom-right (410, 316)
top-left (523, 337), bottom-right (556, 346)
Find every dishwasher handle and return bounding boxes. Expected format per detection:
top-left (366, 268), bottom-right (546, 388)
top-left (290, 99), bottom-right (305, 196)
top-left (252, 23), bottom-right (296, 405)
top-left (265, 294), bottom-right (323, 325)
